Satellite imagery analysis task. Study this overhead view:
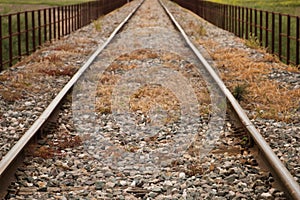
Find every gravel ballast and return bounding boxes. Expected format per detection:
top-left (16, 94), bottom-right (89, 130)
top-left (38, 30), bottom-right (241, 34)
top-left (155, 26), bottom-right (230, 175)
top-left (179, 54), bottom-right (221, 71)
top-left (1, 0), bottom-right (299, 199)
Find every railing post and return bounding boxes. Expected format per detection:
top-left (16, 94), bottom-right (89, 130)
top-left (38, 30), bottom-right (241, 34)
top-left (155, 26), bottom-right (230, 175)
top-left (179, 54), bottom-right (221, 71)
top-left (88, 2), bottom-right (91, 24)
top-left (65, 6), bottom-right (68, 35)
top-left (77, 5), bottom-right (80, 29)
top-left (259, 10), bottom-right (263, 43)
top-left (68, 5), bottom-right (70, 32)
top-left (231, 5), bottom-right (234, 32)
top-left (8, 15), bottom-right (13, 66)
top-left (241, 7), bottom-right (244, 38)
top-left (53, 8), bottom-right (56, 39)
top-left (235, 6), bottom-right (238, 35)
top-left (71, 5), bottom-right (74, 32)
top-left (57, 7), bottom-right (61, 39)
top-left (254, 9), bottom-right (257, 37)
top-left (224, 4), bottom-right (227, 30)
top-left (32, 11), bottom-right (36, 52)
top-left (0, 16), bottom-right (2, 71)
top-left (193, 0), bottom-right (197, 14)
top-left (296, 17), bottom-right (299, 65)
top-left (223, 4), bottom-right (226, 30)
top-left (83, 3), bottom-right (86, 26)
top-left (67, 6), bottom-right (71, 34)
top-left (79, 4), bottom-right (82, 28)
top-left (245, 8), bottom-right (248, 39)
top-left (238, 6), bottom-right (241, 37)
top-left (271, 12), bottom-right (275, 54)
top-left (286, 15), bottom-right (290, 64)
top-left (265, 11), bottom-right (268, 48)
top-left (43, 9), bottom-right (47, 42)
top-left (62, 7), bottom-right (65, 36)
top-left (230, 5), bottom-right (233, 31)
top-left (25, 12), bottom-right (29, 55)
top-left (38, 10), bottom-right (42, 46)
top-left (17, 13), bottom-right (22, 60)
top-left (249, 8), bottom-right (252, 36)
top-left (49, 8), bottom-right (52, 41)
top-left (278, 14), bottom-right (282, 61)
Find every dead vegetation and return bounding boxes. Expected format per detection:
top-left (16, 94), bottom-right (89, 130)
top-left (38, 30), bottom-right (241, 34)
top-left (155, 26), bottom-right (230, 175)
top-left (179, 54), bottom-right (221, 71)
top-left (0, 90), bottom-right (23, 102)
top-left (0, 71), bottom-right (32, 102)
top-left (0, 39), bottom-right (89, 103)
top-left (95, 49), bottom-right (211, 120)
top-left (26, 130), bottom-right (82, 159)
top-left (130, 85), bottom-right (181, 124)
top-left (200, 39), bottom-right (300, 122)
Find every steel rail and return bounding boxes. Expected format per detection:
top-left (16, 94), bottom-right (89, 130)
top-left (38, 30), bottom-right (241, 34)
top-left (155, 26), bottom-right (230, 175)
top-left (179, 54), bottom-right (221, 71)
top-left (0, 0), bottom-right (144, 196)
top-left (159, 0), bottom-right (300, 199)
top-left (1, 0), bottom-right (299, 199)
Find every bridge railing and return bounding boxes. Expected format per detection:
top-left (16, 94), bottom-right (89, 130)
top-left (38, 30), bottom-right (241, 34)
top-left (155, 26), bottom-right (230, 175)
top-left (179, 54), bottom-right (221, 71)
top-left (0, 0), bottom-right (130, 71)
top-left (172, 0), bottom-right (300, 66)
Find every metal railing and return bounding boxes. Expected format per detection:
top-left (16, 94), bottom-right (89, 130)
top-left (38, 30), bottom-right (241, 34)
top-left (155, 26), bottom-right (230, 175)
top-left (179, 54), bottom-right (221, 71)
top-left (172, 0), bottom-right (300, 66)
top-left (0, 0), bottom-right (130, 71)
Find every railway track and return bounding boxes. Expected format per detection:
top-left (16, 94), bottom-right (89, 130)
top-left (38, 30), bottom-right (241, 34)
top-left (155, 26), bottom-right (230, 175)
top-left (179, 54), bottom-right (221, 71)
top-left (1, 0), bottom-right (300, 199)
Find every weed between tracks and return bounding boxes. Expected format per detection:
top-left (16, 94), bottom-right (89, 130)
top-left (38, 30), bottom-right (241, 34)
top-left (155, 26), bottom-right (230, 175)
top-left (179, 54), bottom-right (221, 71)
top-left (130, 85), bottom-right (181, 124)
top-left (186, 21), bottom-right (207, 39)
top-left (93, 18), bottom-right (102, 32)
top-left (27, 132), bottom-right (82, 159)
top-left (95, 49), bottom-right (211, 120)
top-left (245, 33), bottom-right (261, 49)
top-left (232, 84), bottom-right (248, 102)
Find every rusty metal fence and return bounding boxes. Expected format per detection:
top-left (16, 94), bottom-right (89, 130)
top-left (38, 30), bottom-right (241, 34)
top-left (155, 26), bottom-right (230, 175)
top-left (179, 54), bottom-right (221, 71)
top-left (172, 0), bottom-right (300, 66)
top-left (0, 0), bottom-right (130, 71)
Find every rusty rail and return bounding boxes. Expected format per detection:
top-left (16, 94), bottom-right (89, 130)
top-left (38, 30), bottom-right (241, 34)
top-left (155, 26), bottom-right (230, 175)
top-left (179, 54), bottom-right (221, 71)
top-left (0, 0), bottom-right (131, 71)
top-left (0, 0), bottom-right (143, 197)
top-left (172, 0), bottom-right (300, 67)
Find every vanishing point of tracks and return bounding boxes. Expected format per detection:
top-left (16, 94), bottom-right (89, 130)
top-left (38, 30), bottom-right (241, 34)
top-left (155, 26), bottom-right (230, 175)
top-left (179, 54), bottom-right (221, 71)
top-left (1, 0), bottom-right (300, 199)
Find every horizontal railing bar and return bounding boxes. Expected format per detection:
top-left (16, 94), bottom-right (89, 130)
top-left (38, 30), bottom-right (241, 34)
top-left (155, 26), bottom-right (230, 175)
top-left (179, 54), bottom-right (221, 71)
top-left (173, 0), bottom-right (300, 66)
top-left (0, 0), bottom-right (130, 70)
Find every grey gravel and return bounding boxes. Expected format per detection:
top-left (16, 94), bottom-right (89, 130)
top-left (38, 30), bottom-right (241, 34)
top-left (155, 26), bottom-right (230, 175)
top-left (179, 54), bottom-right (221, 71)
top-left (0, 0), bottom-right (140, 160)
top-left (2, 0), bottom-right (299, 199)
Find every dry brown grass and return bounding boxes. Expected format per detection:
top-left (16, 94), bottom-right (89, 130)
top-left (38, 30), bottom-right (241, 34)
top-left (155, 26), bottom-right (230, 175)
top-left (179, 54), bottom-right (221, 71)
top-left (96, 73), bottom-right (121, 114)
top-left (171, 3), bottom-right (300, 121)
top-left (73, 37), bottom-right (98, 46)
top-left (186, 163), bottom-right (204, 176)
top-left (29, 145), bottom-right (56, 159)
top-left (42, 54), bottom-right (63, 64)
top-left (186, 21), bottom-right (206, 39)
top-left (53, 43), bottom-right (77, 52)
top-left (247, 80), bottom-right (300, 121)
top-left (286, 65), bottom-right (300, 72)
top-left (0, 71), bottom-right (33, 102)
top-left (95, 51), bottom-right (148, 114)
top-left (50, 132), bottom-right (82, 149)
top-left (201, 39), bottom-right (300, 122)
top-left (130, 85), bottom-right (180, 124)
top-left (95, 49), bottom-right (211, 118)
top-left (27, 131), bottom-right (82, 159)
top-left (117, 49), bottom-right (158, 61)
top-left (0, 38), bottom-right (86, 103)
top-left (134, 5), bottom-right (162, 28)
top-left (37, 64), bottom-right (78, 76)
top-left (0, 90), bottom-right (22, 102)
